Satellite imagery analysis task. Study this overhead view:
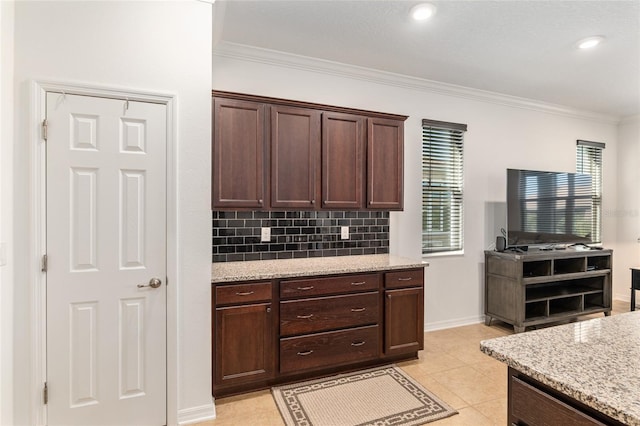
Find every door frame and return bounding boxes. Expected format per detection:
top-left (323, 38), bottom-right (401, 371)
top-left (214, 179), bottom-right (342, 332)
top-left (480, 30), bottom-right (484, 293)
top-left (30, 80), bottom-right (178, 425)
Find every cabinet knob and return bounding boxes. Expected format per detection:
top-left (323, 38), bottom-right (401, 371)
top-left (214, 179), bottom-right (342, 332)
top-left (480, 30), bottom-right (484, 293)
top-left (311, 199), bottom-right (315, 204)
top-left (351, 307), bottom-right (366, 312)
top-left (266, 307), bottom-right (271, 313)
top-left (297, 350), bottom-right (314, 356)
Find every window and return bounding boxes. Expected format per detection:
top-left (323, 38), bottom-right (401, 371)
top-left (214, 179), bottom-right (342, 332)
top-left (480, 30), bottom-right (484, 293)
top-left (422, 119), bottom-right (467, 254)
top-left (576, 139), bottom-right (605, 243)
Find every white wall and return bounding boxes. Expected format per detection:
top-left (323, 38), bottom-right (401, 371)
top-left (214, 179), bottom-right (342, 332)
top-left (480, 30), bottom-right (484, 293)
top-left (1, 2), bottom-right (15, 425)
top-left (212, 46), bottom-right (620, 329)
top-left (614, 116), bottom-right (640, 306)
top-left (12, 2), bottom-right (213, 424)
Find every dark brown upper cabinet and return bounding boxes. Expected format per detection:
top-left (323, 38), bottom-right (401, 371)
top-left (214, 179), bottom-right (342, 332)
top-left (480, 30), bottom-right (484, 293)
top-left (367, 117), bottom-right (404, 210)
top-left (322, 112), bottom-right (366, 209)
top-left (212, 97), bottom-right (266, 209)
top-left (212, 91), bottom-right (407, 211)
top-left (270, 106), bottom-right (321, 209)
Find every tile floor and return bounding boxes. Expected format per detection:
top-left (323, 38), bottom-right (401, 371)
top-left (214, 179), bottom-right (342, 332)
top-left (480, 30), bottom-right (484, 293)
top-left (200, 300), bottom-right (629, 426)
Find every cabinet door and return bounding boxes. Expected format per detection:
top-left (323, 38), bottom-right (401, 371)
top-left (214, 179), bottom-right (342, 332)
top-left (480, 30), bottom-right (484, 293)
top-left (322, 112), bottom-right (365, 209)
top-left (384, 287), bottom-right (424, 356)
top-left (270, 106), bottom-right (321, 209)
top-left (214, 303), bottom-right (274, 388)
top-left (212, 98), bottom-right (266, 209)
top-left (367, 117), bottom-right (404, 210)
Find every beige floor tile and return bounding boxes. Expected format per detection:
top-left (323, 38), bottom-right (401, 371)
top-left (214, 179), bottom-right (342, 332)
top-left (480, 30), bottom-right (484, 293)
top-left (473, 397), bottom-right (508, 425)
top-left (446, 342), bottom-right (495, 365)
top-left (430, 365), bottom-right (506, 406)
top-left (417, 351), bottom-right (467, 374)
top-left (432, 406), bottom-right (494, 426)
top-left (405, 374), bottom-right (470, 411)
top-left (446, 323), bottom-right (510, 340)
top-left (469, 358), bottom-right (508, 382)
top-left (213, 390), bottom-right (282, 425)
top-left (424, 333), bottom-right (472, 353)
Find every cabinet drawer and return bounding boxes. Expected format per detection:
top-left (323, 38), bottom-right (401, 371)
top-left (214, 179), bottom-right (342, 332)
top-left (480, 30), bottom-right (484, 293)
top-left (510, 375), bottom-right (606, 426)
top-left (280, 292), bottom-right (379, 336)
top-left (215, 281), bottom-right (272, 305)
top-left (280, 274), bottom-right (380, 299)
top-left (385, 269), bottom-right (424, 289)
top-left (280, 325), bottom-right (378, 373)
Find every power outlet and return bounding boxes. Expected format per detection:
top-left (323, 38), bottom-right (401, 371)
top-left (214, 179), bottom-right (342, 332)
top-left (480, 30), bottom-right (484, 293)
top-left (260, 227), bottom-right (271, 242)
top-left (341, 226), bottom-right (349, 240)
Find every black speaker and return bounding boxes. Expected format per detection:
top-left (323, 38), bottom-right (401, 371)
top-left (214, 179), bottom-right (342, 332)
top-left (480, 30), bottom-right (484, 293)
top-left (496, 236), bottom-right (506, 252)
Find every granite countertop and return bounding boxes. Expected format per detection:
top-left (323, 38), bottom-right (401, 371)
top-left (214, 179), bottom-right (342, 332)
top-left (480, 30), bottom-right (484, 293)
top-left (211, 254), bottom-right (427, 283)
top-left (480, 312), bottom-right (640, 425)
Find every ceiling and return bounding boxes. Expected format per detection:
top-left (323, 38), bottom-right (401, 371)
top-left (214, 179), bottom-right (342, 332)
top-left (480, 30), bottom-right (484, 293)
top-left (213, 0), bottom-right (640, 119)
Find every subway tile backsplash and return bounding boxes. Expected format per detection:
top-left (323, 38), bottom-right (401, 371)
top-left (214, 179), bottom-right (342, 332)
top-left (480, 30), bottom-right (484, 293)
top-left (212, 211), bottom-right (389, 262)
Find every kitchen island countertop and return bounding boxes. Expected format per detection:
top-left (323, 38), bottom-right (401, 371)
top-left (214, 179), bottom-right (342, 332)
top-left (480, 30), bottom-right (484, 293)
top-left (211, 254), bottom-right (427, 283)
top-left (480, 311), bottom-right (640, 425)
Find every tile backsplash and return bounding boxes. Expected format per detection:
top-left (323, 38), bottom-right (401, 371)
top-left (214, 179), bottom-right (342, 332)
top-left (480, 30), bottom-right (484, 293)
top-left (212, 211), bottom-right (389, 262)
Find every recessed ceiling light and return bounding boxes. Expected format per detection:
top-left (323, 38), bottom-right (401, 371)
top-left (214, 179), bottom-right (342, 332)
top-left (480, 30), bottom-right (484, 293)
top-left (577, 36), bottom-right (605, 49)
top-left (410, 3), bottom-right (437, 21)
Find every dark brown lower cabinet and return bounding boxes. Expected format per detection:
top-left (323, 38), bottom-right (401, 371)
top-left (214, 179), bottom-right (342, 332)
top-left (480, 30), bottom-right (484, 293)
top-left (383, 269), bottom-right (424, 357)
top-left (214, 303), bottom-right (274, 388)
top-left (384, 287), bottom-right (424, 356)
top-left (212, 267), bottom-right (424, 397)
top-left (508, 367), bottom-right (624, 426)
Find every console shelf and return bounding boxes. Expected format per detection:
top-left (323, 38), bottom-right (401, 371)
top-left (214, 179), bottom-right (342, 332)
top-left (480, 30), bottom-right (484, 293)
top-left (484, 249), bottom-right (612, 332)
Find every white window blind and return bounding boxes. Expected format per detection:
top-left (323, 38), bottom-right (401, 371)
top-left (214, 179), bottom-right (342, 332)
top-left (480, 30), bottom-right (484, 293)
top-left (422, 119), bottom-right (467, 254)
top-left (576, 139), bottom-right (605, 244)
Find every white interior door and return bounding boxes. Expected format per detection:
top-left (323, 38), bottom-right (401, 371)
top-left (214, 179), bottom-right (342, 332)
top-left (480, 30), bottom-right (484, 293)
top-left (45, 92), bottom-right (167, 425)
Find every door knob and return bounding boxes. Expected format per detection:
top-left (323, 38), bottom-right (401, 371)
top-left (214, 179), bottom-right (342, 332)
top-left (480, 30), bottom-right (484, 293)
top-left (138, 277), bottom-right (162, 289)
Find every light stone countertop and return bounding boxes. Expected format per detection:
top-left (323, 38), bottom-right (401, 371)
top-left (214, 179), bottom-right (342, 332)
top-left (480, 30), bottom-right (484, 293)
top-left (480, 311), bottom-right (640, 425)
top-left (211, 254), bottom-right (427, 283)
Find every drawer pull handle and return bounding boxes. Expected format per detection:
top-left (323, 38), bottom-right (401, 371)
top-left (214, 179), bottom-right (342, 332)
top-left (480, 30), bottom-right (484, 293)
top-left (296, 286), bottom-right (315, 291)
top-left (351, 341), bottom-right (366, 347)
top-left (235, 291), bottom-right (255, 296)
top-left (398, 277), bottom-right (413, 281)
top-left (351, 307), bottom-right (366, 312)
top-left (297, 350), bottom-right (314, 356)
top-left (296, 314), bottom-right (314, 319)
top-left (351, 281), bottom-right (366, 286)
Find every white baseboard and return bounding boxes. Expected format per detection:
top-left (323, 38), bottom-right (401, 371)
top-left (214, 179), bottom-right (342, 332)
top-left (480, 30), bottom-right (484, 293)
top-left (424, 315), bottom-right (485, 332)
top-left (178, 401), bottom-right (216, 425)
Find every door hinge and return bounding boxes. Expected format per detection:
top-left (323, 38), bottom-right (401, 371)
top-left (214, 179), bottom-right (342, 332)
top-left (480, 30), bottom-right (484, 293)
top-left (42, 119), bottom-right (48, 141)
top-left (41, 254), bottom-right (48, 272)
top-left (43, 382), bottom-right (48, 404)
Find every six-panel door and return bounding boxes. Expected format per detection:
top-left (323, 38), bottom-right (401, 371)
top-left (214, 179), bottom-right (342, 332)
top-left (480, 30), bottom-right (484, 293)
top-left (46, 93), bottom-right (167, 425)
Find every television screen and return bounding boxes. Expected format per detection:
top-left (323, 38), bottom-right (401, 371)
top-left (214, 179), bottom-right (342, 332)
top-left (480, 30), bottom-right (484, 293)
top-left (507, 169), bottom-right (593, 246)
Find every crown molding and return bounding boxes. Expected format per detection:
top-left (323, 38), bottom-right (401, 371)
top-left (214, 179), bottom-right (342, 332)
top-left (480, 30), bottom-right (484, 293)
top-left (213, 42), bottom-right (621, 125)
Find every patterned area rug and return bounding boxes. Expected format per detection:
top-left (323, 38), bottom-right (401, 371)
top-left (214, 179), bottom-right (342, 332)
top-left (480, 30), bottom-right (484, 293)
top-left (272, 365), bottom-right (458, 426)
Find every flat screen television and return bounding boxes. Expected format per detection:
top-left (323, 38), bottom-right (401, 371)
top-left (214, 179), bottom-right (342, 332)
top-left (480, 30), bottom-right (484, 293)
top-left (506, 169), bottom-right (594, 247)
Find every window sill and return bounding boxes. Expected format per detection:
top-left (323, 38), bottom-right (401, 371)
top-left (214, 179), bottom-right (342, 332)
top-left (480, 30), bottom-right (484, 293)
top-left (422, 250), bottom-right (464, 259)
